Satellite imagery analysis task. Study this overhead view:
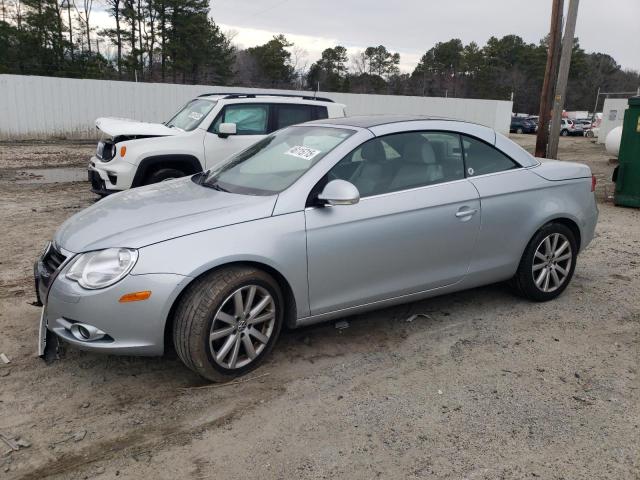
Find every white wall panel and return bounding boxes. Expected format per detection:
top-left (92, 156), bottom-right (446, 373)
top-left (0, 74), bottom-right (512, 140)
top-left (598, 98), bottom-right (629, 144)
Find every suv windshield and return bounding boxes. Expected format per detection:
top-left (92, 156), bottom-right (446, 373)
top-left (166, 99), bottom-right (216, 131)
top-left (200, 126), bottom-right (355, 195)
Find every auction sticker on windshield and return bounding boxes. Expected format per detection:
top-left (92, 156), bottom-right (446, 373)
top-left (284, 145), bottom-right (321, 161)
top-left (188, 111), bottom-right (204, 121)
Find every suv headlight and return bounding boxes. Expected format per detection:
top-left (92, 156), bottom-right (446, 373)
top-left (97, 140), bottom-right (116, 162)
top-left (66, 248), bottom-right (138, 289)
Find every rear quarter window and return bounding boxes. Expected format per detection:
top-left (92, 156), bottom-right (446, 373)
top-left (275, 104), bottom-right (315, 130)
top-left (462, 135), bottom-right (519, 176)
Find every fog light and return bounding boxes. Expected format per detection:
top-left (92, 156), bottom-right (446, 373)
top-left (69, 323), bottom-right (106, 342)
top-left (77, 325), bottom-right (91, 339)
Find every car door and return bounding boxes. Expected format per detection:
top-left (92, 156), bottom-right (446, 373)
top-left (304, 131), bottom-right (481, 316)
top-left (203, 103), bottom-right (270, 168)
top-left (461, 134), bottom-right (539, 278)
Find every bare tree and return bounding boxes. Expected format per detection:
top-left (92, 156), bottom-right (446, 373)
top-left (73, 0), bottom-right (94, 54)
top-left (350, 51), bottom-right (368, 74)
top-left (103, 0), bottom-right (122, 75)
top-left (136, 0), bottom-right (143, 77)
top-left (61, 0), bottom-right (75, 61)
top-left (290, 46), bottom-right (308, 90)
top-left (145, 0), bottom-right (157, 75)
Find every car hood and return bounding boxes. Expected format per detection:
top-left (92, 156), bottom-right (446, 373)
top-left (95, 117), bottom-right (180, 137)
top-left (54, 177), bottom-right (277, 253)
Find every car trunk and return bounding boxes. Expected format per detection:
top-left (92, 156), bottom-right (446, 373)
top-left (529, 159), bottom-right (592, 181)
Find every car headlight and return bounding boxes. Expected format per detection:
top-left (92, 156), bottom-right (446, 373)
top-left (66, 248), bottom-right (138, 289)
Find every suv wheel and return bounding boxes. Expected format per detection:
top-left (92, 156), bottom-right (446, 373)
top-left (560, 129), bottom-right (569, 137)
top-left (516, 127), bottom-right (524, 134)
top-left (173, 266), bottom-right (284, 382)
top-left (510, 223), bottom-right (577, 302)
top-left (145, 168), bottom-right (185, 185)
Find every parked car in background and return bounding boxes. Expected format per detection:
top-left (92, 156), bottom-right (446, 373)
top-left (584, 116), bottom-right (602, 138)
top-left (88, 93), bottom-right (346, 195)
top-left (526, 116), bottom-right (539, 127)
top-left (510, 116), bottom-right (537, 134)
top-left (575, 118), bottom-right (593, 129)
top-left (36, 115), bottom-right (598, 382)
top-left (559, 118), bottom-right (584, 136)
top-left (585, 126), bottom-right (600, 138)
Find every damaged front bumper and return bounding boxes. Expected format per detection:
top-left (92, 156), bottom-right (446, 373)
top-left (34, 243), bottom-right (190, 359)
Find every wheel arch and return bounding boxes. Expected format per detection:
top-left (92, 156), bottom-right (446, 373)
top-left (520, 215), bottom-right (582, 263)
top-left (131, 154), bottom-right (203, 187)
top-left (163, 260), bottom-right (298, 353)
top-left (548, 217), bottom-right (581, 251)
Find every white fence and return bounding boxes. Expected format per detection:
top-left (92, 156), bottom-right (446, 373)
top-left (598, 98), bottom-right (629, 144)
top-left (0, 74), bottom-right (513, 140)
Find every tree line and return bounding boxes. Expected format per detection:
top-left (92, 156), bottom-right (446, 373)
top-left (1, 0), bottom-right (638, 113)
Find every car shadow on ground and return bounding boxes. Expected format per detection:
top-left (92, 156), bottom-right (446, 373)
top-left (46, 281), bottom-right (518, 390)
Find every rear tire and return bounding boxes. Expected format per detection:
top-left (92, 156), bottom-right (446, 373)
top-left (510, 223), bottom-right (577, 302)
top-left (144, 168), bottom-right (185, 185)
top-left (173, 267), bottom-right (284, 382)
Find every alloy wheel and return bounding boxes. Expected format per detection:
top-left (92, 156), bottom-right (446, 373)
top-left (209, 285), bottom-right (276, 369)
top-left (532, 233), bottom-right (572, 293)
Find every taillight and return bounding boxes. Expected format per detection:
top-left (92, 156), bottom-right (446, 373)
top-left (591, 174), bottom-right (596, 192)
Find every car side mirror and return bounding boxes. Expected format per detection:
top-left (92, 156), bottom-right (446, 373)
top-left (317, 179), bottom-right (360, 206)
top-left (218, 122), bottom-right (237, 138)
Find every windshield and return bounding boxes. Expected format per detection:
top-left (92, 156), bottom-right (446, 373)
top-left (200, 126), bottom-right (355, 195)
top-left (166, 99), bottom-right (216, 131)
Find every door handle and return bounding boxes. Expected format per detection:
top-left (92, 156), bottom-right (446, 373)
top-left (455, 208), bottom-right (478, 218)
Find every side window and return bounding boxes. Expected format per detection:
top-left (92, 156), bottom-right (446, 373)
top-left (462, 135), bottom-right (519, 177)
top-left (210, 104), bottom-right (269, 135)
top-left (326, 131), bottom-right (465, 198)
top-left (315, 106), bottom-right (329, 120)
top-left (275, 104), bottom-right (314, 130)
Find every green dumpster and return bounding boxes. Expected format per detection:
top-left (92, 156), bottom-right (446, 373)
top-left (614, 97), bottom-right (640, 207)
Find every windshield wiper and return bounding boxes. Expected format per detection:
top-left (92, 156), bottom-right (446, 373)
top-left (204, 181), bottom-right (229, 192)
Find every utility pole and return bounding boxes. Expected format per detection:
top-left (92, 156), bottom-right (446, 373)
top-left (548, 0), bottom-right (580, 159)
top-left (591, 86), bottom-right (601, 122)
top-left (535, 0), bottom-right (564, 158)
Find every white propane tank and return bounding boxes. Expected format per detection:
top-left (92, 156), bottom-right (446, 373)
top-left (605, 126), bottom-right (622, 157)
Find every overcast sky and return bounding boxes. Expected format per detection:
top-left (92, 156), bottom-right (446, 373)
top-left (210, 0), bottom-right (640, 72)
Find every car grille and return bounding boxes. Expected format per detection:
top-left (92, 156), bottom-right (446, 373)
top-left (43, 246), bottom-right (66, 275)
top-left (89, 169), bottom-right (105, 192)
top-left (35, 244), bottom-right (68, 305)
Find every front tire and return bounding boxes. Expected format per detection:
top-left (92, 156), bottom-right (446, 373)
top-left (561, 129), bottom-right (569, 137)
top-left (144, 167), bottom-right (185, 185)
top-left (173, 267), bottom-right (284, 382)
top-left (516, 127), bottom-right (524, 134)
top-left (510, 223), bottom-right (577, 302)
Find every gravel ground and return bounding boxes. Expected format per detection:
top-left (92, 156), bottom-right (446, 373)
top-left (0, 135), bottom-right (638, 479)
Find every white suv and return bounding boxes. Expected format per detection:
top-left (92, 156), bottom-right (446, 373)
top-left (88, 93), bottom-right (346, 194)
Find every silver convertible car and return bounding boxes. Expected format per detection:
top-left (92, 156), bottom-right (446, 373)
top-left (35, 116), bottom-right (598, 381)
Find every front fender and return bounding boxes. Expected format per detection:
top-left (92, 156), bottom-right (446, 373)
top-left (132, 212), bottom-right (310, 317)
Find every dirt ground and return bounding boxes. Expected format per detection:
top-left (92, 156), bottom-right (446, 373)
top-left (0, 136), bottom-right (638, 479)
